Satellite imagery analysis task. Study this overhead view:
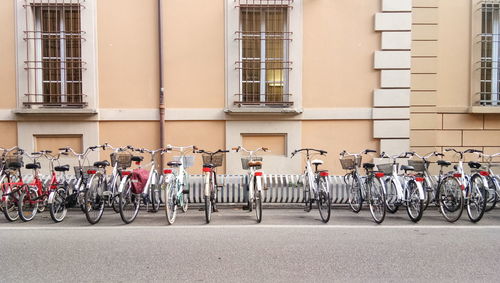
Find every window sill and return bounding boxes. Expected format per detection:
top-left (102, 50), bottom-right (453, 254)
top-left (224, 107), bottom-right (303, 115)
top-left (14, 108), bottom-right (98, 116)
top-left (469, 106), bottom-right (500, 114)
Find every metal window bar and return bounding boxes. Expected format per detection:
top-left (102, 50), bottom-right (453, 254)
top-left (235, 3), bottom-right (293, 107)
top-left (476, 1), bottom-right (500, 106)
top-left (23, 0), bottom-right (87, 108)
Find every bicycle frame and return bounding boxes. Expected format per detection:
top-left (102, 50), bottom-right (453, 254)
top-left (383, 154), bottom-right (425, 201)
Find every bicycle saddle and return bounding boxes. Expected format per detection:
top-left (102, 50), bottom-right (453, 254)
top-left (468, 161), bottom-right (481, 169)
top-left (312, 159), bottom-right (324, 165)
top-left (203, 163), bottom-right (215, 168)
top-left (93, 160), bottom-right (110, 168)
top-left (131, 156), bottom-right (144, 162)
top-left (248, 161), bottom-right (263, 167)
top-left (363, 163), bottom-right (375, 170)
top-left (7, 162), bottom-right (22, 169)
top-left (437, 160), bottom-right (451, 167)
top-left (25, 163), bottom-right (41, 170)
top-left (55, 165), bottom-right (70, 172)
top-left (400, 165), bottom-right (414, 171)
top-left (167, 161), bottom-right (182, 167)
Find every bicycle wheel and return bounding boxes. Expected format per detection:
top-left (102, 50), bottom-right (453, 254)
top-left (348, 174), bottom-right (362, 213)
top-left (255, 190), bottom-right (262, 223)
top-left (49, 187), bottom-right (68, 222)
top-left (368, 177), bottom-right (386, 224)
top-left (384, 179), bottom-right (399, 213)
top-left (18, 186), bottom-right (39, 222)
top-left (484, 175), bottom-right (498, 212)
top-left (111, 175), bottom-right (122, 213)
top-left (84, 174), bottom-right (105, 225)
top-left (406, 180), bottom-right (423, 223)
top-left (438, 176), bottom-right (464, 222)
top-left (181, 191), bottom-right (189, 212)
top-left (37, 195), bottom-right (47, 213)
top-left (3, 187), bottom-right (20, 222)
top-left (467, 174), bottom-right (487, 223)
top-left (204, 195), bottom-right (212, 223)
top-left (150, 184), bottom-right (161, 212)
top-left (164, 181), bottom-right (177, 225)
top-left (422, 181), bottom-right (433, 211)
top-left (317, 178), bottom-right (331, 223)
top-left (303, 174), bottom-right (312, 212)
top-left (119, 177), bottom-right (140, 224)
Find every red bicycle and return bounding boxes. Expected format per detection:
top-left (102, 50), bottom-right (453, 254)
top-left (1, 147), bottom-right (26, 221)
top-left (18, 151), bottom-right (54, 222)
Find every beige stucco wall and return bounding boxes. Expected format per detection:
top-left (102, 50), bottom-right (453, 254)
top-left (0, 0), bottom-right (16, 109)
top-left (0, 122), bottom-right (18, 147)
top-left (302, 120), bottom-right (379, 175)
top-left (164, 0), bottom-right (225, 108)
top-left (411, 0), bottom-right (500, 154)
top-left (302, 0), bottom-right (380, 108)
top-left (97, 0), bottom-right (159, 109)
top-left (165, 121), bottom-right (226, 174)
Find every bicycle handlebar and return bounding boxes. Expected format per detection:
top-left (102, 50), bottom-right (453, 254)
top-left (166, 145), bottom-right (198, 154)
top-left (232, 146), bottom-right (269, 154)
top-left (291, 148), bottom-right (327, 158)
top-left (339, 149), bottom-right (377, 157)
top-left (196, 149), bottom-right (230, 155)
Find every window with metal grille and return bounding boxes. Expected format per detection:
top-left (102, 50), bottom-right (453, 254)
top-left (480, 1), bottom-right (500, 106)
top-left (235, 0), bottom-right (292, 107)
top-left (23, 0), bottom-right (86, 108)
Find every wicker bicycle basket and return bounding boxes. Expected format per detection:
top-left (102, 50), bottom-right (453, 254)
top-left (173, 156), bottom-right (195, 168)
top-left (202, 154), bottom-right (224, 167)
top-left (408, 160), bottom-right (426, 172)
top-left (74, 166), bottom-right (100, 179)
top-left (111, 152), bottom-right (132, 169)
top-left (241, 157), bottom-right (263, 170)
top-left (5, 154), bottom-right (23, 169)
top-left (339, 155), bottom-right (362, 170)
top-left (377, 163), bottom-right (396, 175)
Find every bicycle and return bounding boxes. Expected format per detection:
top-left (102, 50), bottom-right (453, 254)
top-left (18, 151), bottom-right (50, 222)
top-left (292, 148), bottom-right (331, 223)
top-left (477, 152), bottom-right (500, 212)
top-left (118, 146), bottom-right (165, 224)
top-left (196, 148), bottom-right (228, 223)
top-left (162, 145), bottom-right (197, 225)
top-left (378, 152), bottom-right (425, 223)
top-left (340, 149), bottom-right (386, 224)
top-left (233, 146), bottom-right (268, 223)
top-left (437, 149), bottom-right (487, 222)
top-left (49, 146), bottom-right (97, 222)
top-left (1, 147), bottom-right (25, 221)
top-left (43, 151), bottom-right (72, 222)
top-left (84, 144), bottom-right (139, 224)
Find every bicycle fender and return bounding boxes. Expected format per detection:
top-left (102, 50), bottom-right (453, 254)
top-left (117, 176), bottom-right (129, 193)
top-left (415, 181), bottom-right (425, 200)
top-left (204, 172), bottom-right (210, 197)
top-left (47, 191), bottom-right (56, 204)
top-left (255, 175), bottom-right (262, 192)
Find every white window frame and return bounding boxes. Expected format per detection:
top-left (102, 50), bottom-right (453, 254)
top-left (225, 0), bottom-right (302, 113)
top-left (15, 0), bottom-right (98, 112)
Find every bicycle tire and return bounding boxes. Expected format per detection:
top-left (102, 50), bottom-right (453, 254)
top-left (467, 174), bottom-right (487, 223)
top-left (37, 196), bottom-right (47, 213)
top-left (164, 181), bottom-right (177, 225)
top-left (150, 184), bottom-right (161, 212)
top-left (18, 186), bottom-right (39, 222)
top-left (204, 195), bottom-right (212, 223)
top-left (406, 180), bottom-right (423, 223)
top-left (303, 173), bottom-right (312, 212)
top-left (181, 191), bottom-right (189, 213)
top-left (2, 187), bottom-right (20, 222)
top-left (119, 177), bottom-right (140, 224)
top-left (84, 174), bottom-right (105, 225)
top-left (111, 175), bottom-right (122, 213)
top-left (49, 187), bottom-right (68, 223)
top-left (422, 182), bottom-right (433, 211)
top-left (484, 175), bottom-right (498, 212)
top-left (384, 179), bottom-right (399, 213)
top-left (317, 177), bottom-right (331, 223)
top-left (438, 176), bottom-right (464, 222)
top-left (255, 190), bottom-right (262, 223)
top-left (348, 174), bottom-right (362, 213)
top-left (368, 176), bottom-right (386, 224)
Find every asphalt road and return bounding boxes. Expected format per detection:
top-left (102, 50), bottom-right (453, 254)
top-left (1, 206), bottom-right (499, 282)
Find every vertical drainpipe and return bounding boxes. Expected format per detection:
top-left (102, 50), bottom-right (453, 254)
top-left (158, 0), bottom-right (165, 169)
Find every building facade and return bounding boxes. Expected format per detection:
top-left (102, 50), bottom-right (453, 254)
top-left (0, 0), bottom-right (499, 175)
